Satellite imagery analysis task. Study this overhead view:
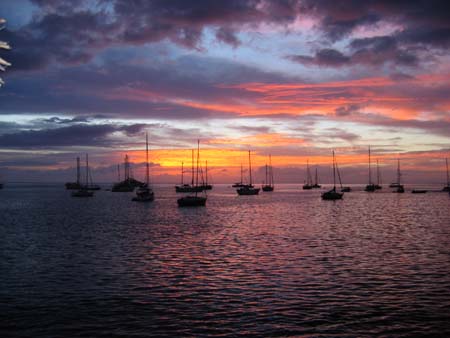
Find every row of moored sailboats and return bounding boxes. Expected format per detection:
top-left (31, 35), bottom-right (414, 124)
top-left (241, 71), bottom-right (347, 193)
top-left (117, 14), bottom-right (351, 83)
top-left (64, 137), bottom-right (450, 205)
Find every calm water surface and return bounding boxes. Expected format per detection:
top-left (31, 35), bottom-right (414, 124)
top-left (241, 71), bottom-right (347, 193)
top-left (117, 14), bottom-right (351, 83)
top-left (1, 184), bottom-right (450, 337)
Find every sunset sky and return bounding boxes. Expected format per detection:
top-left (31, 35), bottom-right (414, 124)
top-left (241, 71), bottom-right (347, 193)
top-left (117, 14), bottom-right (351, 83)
top-left (0, 0), bottom-right (449, 183)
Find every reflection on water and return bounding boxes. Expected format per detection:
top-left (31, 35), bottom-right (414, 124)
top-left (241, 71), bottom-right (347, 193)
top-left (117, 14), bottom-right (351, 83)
top-left (1, 184), bottom-right (450, 337)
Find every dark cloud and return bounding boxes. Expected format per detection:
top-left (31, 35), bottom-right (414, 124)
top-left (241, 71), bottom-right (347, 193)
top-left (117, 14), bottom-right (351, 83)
top-left (288, 48), bottom-right (350, 67)
top-left (215, 27), bottom-right (240, 48)
top-left (288, 37), bottom-right (418, 68)
top-left (0, 123), bottom-right (154, 148)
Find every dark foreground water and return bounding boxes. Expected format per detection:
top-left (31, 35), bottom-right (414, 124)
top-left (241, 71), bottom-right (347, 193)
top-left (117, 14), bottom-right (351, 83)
top-left (1, 183), bottom-right (450, 337)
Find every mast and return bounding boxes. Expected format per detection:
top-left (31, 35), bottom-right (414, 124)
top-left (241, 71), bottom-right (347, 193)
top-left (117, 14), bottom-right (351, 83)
top-left (145, 132), bottom-right (149, 186)
top-left (248, 150), bottom-right (253, 186)
top-left (332, 150), bottom-right (336, 190)
top-left (240, 163), bottom-right (243, 184)
top-left (315, 167), bottom-right (318, 185)
top-left (191, 149), bottom-right (194, 186)
top-left (85, 154), bottom-right (89, 187)
top-left (117, 164), bottom-right (121, 182)
top-left (336, 161), bottom-right (343, 188)
top-left (306, 160), bottom-right (310, 185)
top-left (397, 158), bottom-right (401, 185)
top-left (368, 146), bottom-right (372, 185)
top-left (124, 155), bottom-right (130, 181)
top-left (205, 160), bottom-right (208, 185)
top-left (181, 162), bottom-right (184, 185)
top-left (265, 164), bottom-right (268, 185)
top-left (195, 140), bottom-right (200, 193)
top-left (76, 157), bottom-right (80, 185)
top-left (269, 154), bottom-right (273, 186)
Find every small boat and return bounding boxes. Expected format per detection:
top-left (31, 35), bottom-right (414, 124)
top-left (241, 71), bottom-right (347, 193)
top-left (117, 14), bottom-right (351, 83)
top-left (132, 132), bottom-right (154, 202)
top-left (322, 150), bottom-right (343, 200)
top-left (65, 157), bottom-right (82, 190)
top-left (262, 154), bottom-right (274, 192)
top-left (312, 167), bottom-right (321, 188)
top-left (199, 160), bottom-right (213, 190)
top-left (302, 160), bottom-right (313, 190)
top-left (112, 155), bottom-right (144, 192)
top-left (443, 158), bottom-right (450, 192)
top-left (72, 154), bottom-right (94, 198)
top-left (232, 164), bottom-right (245, 187)
top-left (175, 150), bottom-right (198, 192)
top-left (411, 189), bottom-right (427, 194)
top-left (178, 140), bottom-right (207, 207)
top-left (335, 161), bottom-right (351, 192)
top-left (389, 182), bottom-right (401, 188)
top-left (392, 158), bottom-right (404, 193)
top-left (365, 146), bottom-right (377, 192)
top-left (237, 150), bottom-right (260, 195)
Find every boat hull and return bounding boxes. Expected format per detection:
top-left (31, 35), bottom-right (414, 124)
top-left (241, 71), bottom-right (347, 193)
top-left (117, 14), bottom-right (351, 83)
top-left (177, 196), bottom-right (207, 207)
top-left (321, 189), bottom-right (343, 200)
top-left (71, 189), bottom-right (94, 197)
top-left (262, 185), bottom-right (274, 192)
top-left (237, 187), bottom-right (260, 195)
top-left (411, 189), bottom-right (427, 194)
top-left (175, 185), bottom-right (203, 193)
top-left (365, 184), bottom-right (376, 192)
top-left (302, 185), bottom-right (313, 190)
top-left (65, 182), bottom-right (82, 190)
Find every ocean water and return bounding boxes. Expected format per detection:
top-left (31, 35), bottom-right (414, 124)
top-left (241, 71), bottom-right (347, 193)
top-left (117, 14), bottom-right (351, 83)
top-left (1, 183), bottom-right (450, 337)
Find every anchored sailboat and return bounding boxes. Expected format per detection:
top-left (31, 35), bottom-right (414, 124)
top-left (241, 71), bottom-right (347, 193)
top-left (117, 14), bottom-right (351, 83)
top-left (237, 150), bottom-right (260, 195)
top-left (65, 157), bottom-right (82, 190)
top-left (312, 167), bottom-right (321, 188)
top-left (232, 164), bottom-right (245, 188)
top-left (175, 149), bottom-right (202, 192)
top-left (132, 132), bottom-right (154, 202)
top-left (112, 155), bottom-right (143, 192)
top-left (365, 146), bottom-right (376, 192)
top-left (72, 154), bottom-right (94, 197)
top-left (262, 154), bottom-right (274, 192)
top-left (200, 160), bottom-right (213, 190)
top-left (177, 140), bottom-right (207, 207)
top-left (322, 150), bottom-right (343, 200)
top-left (302, 160), bottom-right (313, 190)
top-left (392, 158), bottom-right (404, 193)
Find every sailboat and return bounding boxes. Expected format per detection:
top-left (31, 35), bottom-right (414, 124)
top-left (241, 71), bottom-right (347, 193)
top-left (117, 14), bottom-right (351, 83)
top-left (237, 150), bottom-right (260, 195)
top-left (177, 140), bottom-right (207, 207)
top-left (200, 160), bottom-right (213, 190)
top-left (312, 167), bottom-right (321, 188)
top-left (365, 146), bottom-right (376, 192)
top-left (335, 161), bottom-right (351, 192)
top-left (374, 159), bottom-right (382, 190)
top-left (392, 158), bottom-right (404, 193)
top-left (65, 157), bottom-right (82, 190)
top-left (302, 160), bottom-right (313, 190)
top-left (232, 164), bottom-right (245, 187)
top-left (443, 158), bottom-right (450, 192)
top-left (112, 155), bottom-right (143, 192)
top-left (175, 150), bottom-right (202, 192)
top-left (262, 154), bottom-right (274, 192)
top-left (72, 154), bottom-right (94, 197)
top-left (322, 150), bottom-right (343, 200)
top-left (132, 132), bottom-right (154, 202)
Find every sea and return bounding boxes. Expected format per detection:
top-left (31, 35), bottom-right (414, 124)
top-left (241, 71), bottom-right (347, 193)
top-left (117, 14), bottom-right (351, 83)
top-left (1, 183), bottom-right (450, 337)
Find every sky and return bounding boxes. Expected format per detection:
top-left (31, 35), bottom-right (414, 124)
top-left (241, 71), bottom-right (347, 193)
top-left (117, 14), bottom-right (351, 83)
top-left (0, 0), bottom-right (449, 184)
